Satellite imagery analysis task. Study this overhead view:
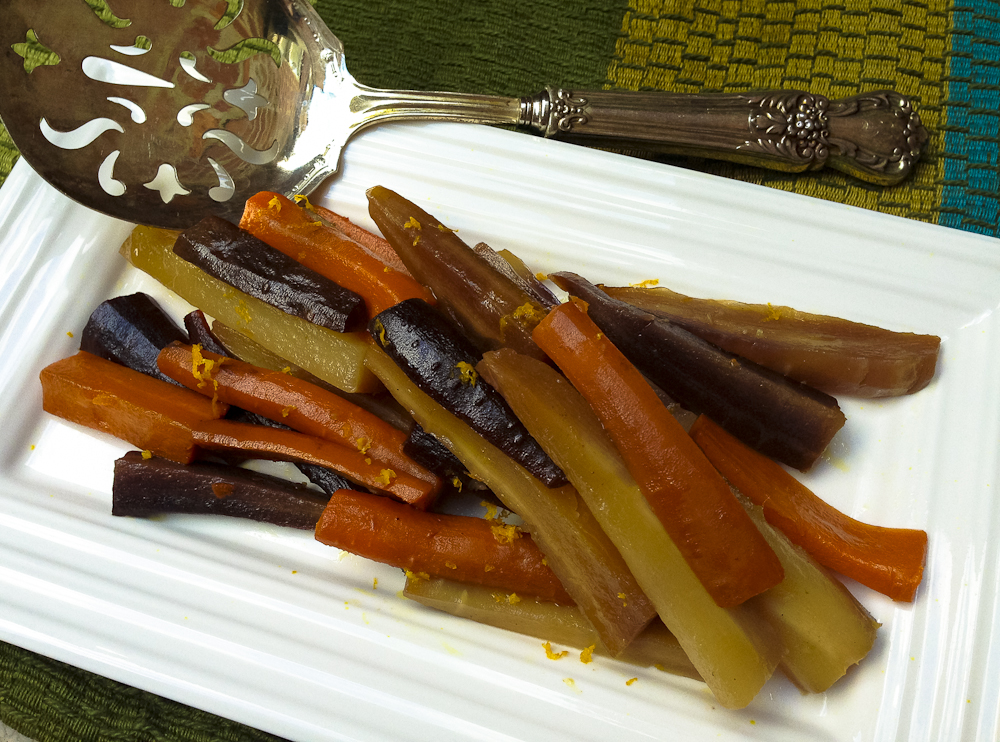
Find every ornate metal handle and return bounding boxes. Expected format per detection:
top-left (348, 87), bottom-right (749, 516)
top-left (517, 88), bottom-right (928, 186)
top-left (350, 85), bottom-right (927, 185)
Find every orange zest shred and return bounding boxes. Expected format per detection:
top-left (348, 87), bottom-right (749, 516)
top-left (512, 302), bottom-right (546, 324)
top-left (543, 642), bottom-right (569, 660)
top-left (373, 318), bottom-right (388, 347)
top-left (455, 361), bottom-right (478, 386)
top-left (490, 522), bottom-right (522, 544)
top-left (499, 302), bottom-right (546, 335)
top-left (189, 343), bottom-right (225, 414)
top-left (234, 301), bottom-right (252, 325)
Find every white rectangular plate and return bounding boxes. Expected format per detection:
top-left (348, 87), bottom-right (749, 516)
top-left (1, 122), bottom-right (999, 742)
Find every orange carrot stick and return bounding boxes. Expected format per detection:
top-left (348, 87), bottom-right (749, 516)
top-left (157, 342), bottom-right (440, 506)
top-left (39, 351), bottom-right (226, 464)
top-left (315, 488), bottom-right (574, 605)
top-left (689, 414), bottom-right (928, 602)
top-left (307, 201), bottom-right (411, 276)
top-left (192, 419), bottom-right (437, 508)
top-left (240, 192), bottom-right (434, 319)
top-left (532, 299), bottom-right (783, 608)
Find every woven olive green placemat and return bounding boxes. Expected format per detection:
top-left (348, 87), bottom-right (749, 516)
top-left (0, 642), bottom-right (287, 742)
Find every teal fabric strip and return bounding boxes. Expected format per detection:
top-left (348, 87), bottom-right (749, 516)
top-left (940, 2), bottom-right (1000, 235)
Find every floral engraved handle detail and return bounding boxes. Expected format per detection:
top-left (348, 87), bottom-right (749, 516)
top-left (740, 90), bottom-right (926, 183)
top-left (741, 93), bottom-right (832, 165)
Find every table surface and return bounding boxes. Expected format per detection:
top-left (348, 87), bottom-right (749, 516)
top-left (0, 1), bottom-right (997, 741)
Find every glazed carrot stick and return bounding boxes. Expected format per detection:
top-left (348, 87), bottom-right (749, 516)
top-left (314, 488), bottom-right (574, 605)
top-left (305, 199), bottom-right (411, 276)
top-left (192, 419), bottom-right (437, 508)
top-left (532, 299), bottom-right (784, 608)
top-left (157, 342), bottom-right (440, 507)
top-left (402, 575), bottom-right (700, 680)
top-left (689, 414), bottom-right (928, 602)
top-left (39, 351), bottom-right (226, 464)
top-left (240, 192), bottom-right (434, 319)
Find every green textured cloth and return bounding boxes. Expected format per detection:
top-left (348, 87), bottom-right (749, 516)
top-left (1, 1), bottom-right (998, 741)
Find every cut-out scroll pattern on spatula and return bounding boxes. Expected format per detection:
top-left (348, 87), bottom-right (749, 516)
top-left (8, 0), bottom-right (283, 207)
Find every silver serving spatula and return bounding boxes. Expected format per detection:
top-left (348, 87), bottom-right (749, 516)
top-left (0, 0), bottom-right (928, 229)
